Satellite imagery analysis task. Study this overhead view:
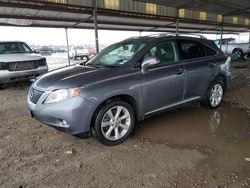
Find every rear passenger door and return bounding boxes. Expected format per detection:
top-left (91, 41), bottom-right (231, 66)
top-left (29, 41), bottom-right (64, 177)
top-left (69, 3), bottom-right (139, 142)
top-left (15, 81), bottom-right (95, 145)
top-left (141, 40), bottom-right (185, 115)
top-left (176, 39), bottom-right (216, 99)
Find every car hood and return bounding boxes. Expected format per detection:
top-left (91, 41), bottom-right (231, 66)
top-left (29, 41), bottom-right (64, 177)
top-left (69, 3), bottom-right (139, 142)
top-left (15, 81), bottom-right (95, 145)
top-left (33, 64), bottom-right (123, 90)
top-left (0, 53), bottom-right (44, 62)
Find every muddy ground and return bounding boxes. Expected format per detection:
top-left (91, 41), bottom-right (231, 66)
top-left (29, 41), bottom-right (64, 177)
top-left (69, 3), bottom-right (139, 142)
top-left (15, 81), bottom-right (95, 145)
top-left (0, 60), bottom-right (250, 188)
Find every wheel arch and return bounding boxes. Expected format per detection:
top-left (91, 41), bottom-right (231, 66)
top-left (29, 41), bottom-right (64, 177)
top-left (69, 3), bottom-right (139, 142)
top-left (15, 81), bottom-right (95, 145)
top-left (90, 94), bottom-right (139, 131)
top-left (213, 74), bottom-right (228, 90)
top-left (232, 48), bottom-right (243, 54)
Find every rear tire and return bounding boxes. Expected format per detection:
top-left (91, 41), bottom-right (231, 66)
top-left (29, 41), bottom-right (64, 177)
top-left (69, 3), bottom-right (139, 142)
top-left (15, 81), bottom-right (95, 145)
top-left (201, 78), bottom-right (224, 109)
top-left (233, 49), bottom-right (244, 60)
top-left (0, 84), bottom-right (4, 90)
top-left (93, 100), bottom-right (135, 146)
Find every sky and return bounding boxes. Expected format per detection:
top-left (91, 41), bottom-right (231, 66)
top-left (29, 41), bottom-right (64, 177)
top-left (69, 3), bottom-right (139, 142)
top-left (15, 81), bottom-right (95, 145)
top-left (0, 26), bottom-right (249, 46)
top-left (0, 26), bottom-right (141, 46)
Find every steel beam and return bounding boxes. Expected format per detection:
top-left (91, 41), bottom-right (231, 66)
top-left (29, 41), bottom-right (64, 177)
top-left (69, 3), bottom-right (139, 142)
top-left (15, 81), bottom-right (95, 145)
top-left (220, 16), bottom-right (224, 50)
top-left (176, 18), bottom-right (179, 34)
top-left (65, 28), bottom-right (71, 66)
top-left (93, 0), bottom-right (99, 54)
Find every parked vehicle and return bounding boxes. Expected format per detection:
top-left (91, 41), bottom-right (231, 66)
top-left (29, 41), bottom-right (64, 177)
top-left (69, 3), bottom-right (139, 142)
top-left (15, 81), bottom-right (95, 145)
top-left (0, 41), bottom-right (48, 89)
top-left (27, 34), bottom-right (231, 145)
top-left (53, 48), bottom-right (67, 53)
top-left (214, 38), bottom-right (250, 59)
top-left (69, 46), bottom-right (89, 60)
top-left (88, 49), bottom-right (96, 56)
top-left (39, 46), bottom-right (53, 56)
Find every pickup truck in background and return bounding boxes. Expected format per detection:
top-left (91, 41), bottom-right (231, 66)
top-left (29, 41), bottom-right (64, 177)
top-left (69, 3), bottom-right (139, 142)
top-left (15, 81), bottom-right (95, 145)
top-left (214, 38), bottom-right (250, 60)
top-left (69, 46), bottom-right (89, 60)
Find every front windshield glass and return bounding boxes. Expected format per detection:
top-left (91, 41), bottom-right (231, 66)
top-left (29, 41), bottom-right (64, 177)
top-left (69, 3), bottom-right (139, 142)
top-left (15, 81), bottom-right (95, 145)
top-left (86, 40), bottom-right (147, 67)
top-left (0, 42), bottom-right (33, 54)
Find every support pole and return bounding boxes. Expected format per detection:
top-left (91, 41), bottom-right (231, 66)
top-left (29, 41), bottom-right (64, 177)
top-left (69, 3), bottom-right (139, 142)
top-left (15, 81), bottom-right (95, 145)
top-left (176, 18), bottom-right (179, 35)
top-left (93, 0), bottom-right (99, 54)
top-left (65, 28), bottom-right (70, 66)
top-left (249, 32), bottom-right (250, 43)
top-left (176, 8), bottom-right (179, 35)
top-left (220, 17), bottom-right (224, 50)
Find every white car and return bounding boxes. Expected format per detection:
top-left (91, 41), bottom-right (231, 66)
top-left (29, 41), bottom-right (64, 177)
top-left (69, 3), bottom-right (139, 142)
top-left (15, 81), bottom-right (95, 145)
top-left (69, 46), bottom-right (89, 60)
top-left (0, 41), bottom-right (48, 89)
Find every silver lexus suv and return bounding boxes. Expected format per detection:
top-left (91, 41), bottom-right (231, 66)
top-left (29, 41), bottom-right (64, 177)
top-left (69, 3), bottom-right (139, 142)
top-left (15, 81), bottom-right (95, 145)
top-left (0, 41), bottom-right (48, 88)
top-left (27, 34), bottom-right (231, 146)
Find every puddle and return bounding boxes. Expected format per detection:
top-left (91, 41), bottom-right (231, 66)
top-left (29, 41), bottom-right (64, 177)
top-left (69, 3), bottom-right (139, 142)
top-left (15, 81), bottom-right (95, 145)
top-left (133, 104), bottom-right (250, 146)
top-left (133, 104), bottom-right (250, 176)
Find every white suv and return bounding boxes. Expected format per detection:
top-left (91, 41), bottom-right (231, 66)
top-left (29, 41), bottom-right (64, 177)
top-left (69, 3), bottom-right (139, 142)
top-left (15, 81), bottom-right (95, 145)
top-left (0, 41), bottom-right (48, 89)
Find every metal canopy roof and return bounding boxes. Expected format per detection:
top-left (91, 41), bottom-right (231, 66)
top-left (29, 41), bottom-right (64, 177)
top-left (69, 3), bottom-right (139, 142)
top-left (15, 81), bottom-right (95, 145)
top-left (141, 0), bottom-right (250, 17)
top-left (0, 0), bottom-right (249, 34)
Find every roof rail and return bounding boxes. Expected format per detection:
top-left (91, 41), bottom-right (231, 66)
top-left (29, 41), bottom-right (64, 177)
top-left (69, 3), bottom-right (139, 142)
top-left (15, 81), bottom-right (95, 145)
top-left (171, 33), bottom-right (207, 39)
top-left (122, 33), bottom-right (207, 42)
top-left (122, 36), bottom-right (141, 41)
top-left (149, 33), bottom-right (207, 39)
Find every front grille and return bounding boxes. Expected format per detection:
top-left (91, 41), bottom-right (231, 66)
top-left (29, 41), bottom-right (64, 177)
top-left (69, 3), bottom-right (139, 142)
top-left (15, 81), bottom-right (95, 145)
top-left (29, 87), bottom-right (44, 104)
top-left (8, 60), bottom-right (42, 71)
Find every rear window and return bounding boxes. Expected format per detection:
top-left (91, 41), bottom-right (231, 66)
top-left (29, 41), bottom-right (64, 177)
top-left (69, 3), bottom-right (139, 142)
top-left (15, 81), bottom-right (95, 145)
top-left (203, 45), bottom-right (217, 56)
top-left (177, 39), bottom-right (206, 60)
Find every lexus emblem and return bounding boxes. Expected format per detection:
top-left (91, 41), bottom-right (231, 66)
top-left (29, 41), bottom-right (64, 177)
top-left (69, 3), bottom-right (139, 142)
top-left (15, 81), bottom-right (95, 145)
top-left (30, 89), bottom-right (34, 98)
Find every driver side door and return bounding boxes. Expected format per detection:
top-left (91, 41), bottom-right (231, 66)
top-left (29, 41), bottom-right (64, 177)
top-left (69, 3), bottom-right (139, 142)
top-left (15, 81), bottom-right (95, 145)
top-left (141, 40), bottom-right (185, 115)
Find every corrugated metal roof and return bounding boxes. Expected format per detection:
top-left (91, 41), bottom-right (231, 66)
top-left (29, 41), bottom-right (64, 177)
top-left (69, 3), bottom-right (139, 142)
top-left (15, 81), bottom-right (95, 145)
top-left (143, 0), bottom-right (250, 16)
top-left (0, 0), bottom-right (249, 34)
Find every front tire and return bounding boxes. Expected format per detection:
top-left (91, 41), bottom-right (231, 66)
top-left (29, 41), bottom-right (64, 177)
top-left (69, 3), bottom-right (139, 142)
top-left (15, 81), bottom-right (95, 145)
top-left (93, 100), bottom-right (135, 146)
top-left (201, 79), bottom-right (224, 109)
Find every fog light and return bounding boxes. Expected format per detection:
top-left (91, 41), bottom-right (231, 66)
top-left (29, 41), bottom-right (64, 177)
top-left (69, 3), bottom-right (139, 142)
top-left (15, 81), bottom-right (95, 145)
top-left (59, 120), bottom-right (69, 128)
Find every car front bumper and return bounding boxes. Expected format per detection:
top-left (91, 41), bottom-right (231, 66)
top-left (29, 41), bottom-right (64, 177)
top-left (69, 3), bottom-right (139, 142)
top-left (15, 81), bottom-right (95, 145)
top-left (27, 92), bottom-right (96, 135)
top-left (0, 66), bottom-right (48, 83)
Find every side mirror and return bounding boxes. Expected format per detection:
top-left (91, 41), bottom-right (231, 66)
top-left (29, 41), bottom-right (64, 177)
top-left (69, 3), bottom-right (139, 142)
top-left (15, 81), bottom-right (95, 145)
top-left (141, 57), bottom-right (160, 74)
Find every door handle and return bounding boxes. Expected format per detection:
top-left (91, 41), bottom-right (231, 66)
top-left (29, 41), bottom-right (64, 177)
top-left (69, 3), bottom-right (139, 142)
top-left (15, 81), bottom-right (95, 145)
top-left (175, 68), bottom-right (183, 75)
top-left (209, 62), bottom-right (216, 68)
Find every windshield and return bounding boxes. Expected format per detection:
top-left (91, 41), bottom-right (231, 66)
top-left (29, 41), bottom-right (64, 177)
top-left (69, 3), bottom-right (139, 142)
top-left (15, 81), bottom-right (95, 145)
top-left (86, 40), bottom-right (147, 67)
top-left (0, 42), bottom-right (33, 54)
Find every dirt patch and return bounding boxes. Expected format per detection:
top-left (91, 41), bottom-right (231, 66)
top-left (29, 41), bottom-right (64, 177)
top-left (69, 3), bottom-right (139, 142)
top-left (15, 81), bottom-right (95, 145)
top-left (0, 60), bottom-right (250, 187)
top-left (224, 60), bottom-right (250, 110)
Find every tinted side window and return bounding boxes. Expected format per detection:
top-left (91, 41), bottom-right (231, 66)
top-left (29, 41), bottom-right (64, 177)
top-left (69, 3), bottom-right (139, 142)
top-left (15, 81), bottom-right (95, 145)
top-left (203, 45), bottom-right (217, 56)
top-left (144, 41), bottom-right (178, 64)
top-left (177, 40), bottom-right (206, 60)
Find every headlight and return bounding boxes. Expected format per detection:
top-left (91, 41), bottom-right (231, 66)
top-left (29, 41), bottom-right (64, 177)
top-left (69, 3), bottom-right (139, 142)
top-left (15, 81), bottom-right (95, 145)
top-left (0, 62), bottom-right (8, 70)
top-left (38, 58), bottom-right (47, 66)
top-left (44, 87), bottom-right (82, 104)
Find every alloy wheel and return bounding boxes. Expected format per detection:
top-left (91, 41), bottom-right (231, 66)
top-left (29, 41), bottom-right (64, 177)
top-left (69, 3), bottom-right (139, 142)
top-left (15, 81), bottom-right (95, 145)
top-left (101, 106), bottom-right (131, 141)
top-left (210, 83), bottom-right (223, 107)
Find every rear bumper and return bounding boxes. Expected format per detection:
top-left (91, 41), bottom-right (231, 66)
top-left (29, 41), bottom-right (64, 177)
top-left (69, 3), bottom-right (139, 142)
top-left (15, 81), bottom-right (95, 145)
top-left (0, 66), bottom-right (48, 83)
